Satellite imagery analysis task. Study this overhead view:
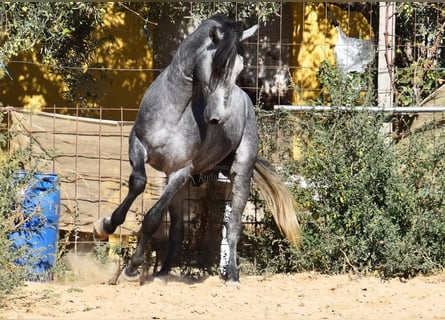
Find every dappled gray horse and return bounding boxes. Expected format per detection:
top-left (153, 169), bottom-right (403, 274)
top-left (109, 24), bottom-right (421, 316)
top-left (94, 15), bottom-right (300, 283)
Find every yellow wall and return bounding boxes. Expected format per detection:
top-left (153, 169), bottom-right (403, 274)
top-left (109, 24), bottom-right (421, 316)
top-left (290, 3), bottom-right (374, 104)
top-left (0, 3), bottom-right (153, 120)
top-left (1, 3), bottom-right (373, 118)
top-left (1, 55), bottom-right (67, 110)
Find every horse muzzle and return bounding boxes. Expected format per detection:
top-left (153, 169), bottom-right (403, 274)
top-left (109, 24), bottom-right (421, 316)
top-left (207, 116), bottom-right (222, 125)
top-left (204, 106), bottom-right (227, 125)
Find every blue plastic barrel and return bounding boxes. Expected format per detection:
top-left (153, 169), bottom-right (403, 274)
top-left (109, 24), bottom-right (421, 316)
top-left (10, 172), bottom-right (61, 281)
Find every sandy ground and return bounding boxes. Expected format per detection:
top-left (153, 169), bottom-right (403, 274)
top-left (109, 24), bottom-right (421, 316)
top-left (2, 254), bottom-right (445, 320)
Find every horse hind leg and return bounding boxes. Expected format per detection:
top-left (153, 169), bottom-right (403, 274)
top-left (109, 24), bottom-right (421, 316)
top-left (155, 189), bottom-right (186, 279)
top-left (122, 166), bottom-right (191, 281)
top-left (93, 135), bottom-right (147, 240)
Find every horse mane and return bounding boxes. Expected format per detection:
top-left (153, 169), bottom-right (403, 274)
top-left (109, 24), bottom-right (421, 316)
top-left (209, 15), bottom-right (244, 88)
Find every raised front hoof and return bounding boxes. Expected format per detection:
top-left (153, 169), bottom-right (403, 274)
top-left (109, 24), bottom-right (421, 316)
top-left (121, 266), bottom-right (140, 282)
top-left (93, 217), bottom-right (110, 241)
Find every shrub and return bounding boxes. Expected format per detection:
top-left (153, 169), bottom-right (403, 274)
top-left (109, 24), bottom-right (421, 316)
top-left (0, 113), bottom-right (44, 305)
top-left (249, 64), bottom-right (445, 278)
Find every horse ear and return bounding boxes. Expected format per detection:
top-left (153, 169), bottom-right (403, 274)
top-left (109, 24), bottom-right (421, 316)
top-left (209, 26), bottom-right (223, 43)
top-left (240, 25), bottom-right (259, 41)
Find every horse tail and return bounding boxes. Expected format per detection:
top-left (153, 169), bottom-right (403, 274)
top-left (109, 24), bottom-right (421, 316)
top-left (253, 156), bottom-right (301, 247)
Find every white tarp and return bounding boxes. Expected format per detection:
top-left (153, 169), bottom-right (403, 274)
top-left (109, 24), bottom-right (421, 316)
top-left (335, 26), bottom-right (375, 74)
top-left (10, 110), bottom-right (165, 235)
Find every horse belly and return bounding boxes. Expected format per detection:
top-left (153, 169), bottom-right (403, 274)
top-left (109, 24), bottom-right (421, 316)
top-left (143, 119), bottom-right (240, 175)
top-left (192, 141), bottom-right (235, 174)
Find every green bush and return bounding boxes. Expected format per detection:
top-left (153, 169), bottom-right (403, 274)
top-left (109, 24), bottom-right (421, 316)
top-left (0, 115), bottom-right (44, 305)
top-left (249, 64), bottom-right (445, 278)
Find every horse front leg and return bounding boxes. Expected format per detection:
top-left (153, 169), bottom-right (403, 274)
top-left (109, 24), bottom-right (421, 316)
top-left (94, 135), bottom-right (147, 240)
top-left (225, 170), bottom-right (252, 284)
top-left (123, 166), bottom-right (191, 281)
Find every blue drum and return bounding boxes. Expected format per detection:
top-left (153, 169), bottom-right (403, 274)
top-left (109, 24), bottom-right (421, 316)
top-left (10, 172), bottom-right (60, 281)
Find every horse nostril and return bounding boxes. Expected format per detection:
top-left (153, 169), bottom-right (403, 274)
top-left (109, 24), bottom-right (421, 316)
top-left (209, 118), bottom-right (220, 125)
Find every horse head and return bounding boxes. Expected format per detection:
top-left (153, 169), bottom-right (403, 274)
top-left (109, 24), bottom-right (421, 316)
top-left (195, 16), bottom-right (258, 125)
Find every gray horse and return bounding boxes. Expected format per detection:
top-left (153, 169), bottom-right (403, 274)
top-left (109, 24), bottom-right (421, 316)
top-left (94, 15), bottom-right (300, 283)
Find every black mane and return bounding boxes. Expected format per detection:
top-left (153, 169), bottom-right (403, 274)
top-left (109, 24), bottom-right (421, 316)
top-left (209, 15), bottom-right (244, 87)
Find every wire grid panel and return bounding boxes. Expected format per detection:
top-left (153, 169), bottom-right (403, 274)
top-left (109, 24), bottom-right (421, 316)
top-left (8, 107), bottom-right (165, 237)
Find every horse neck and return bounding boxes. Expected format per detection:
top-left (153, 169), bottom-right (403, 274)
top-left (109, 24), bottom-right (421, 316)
top-left (162, 39), bottom-right (208, 110)
top-left (163, 60), bottom-right (193, 108)
top-left (162, 21), bottom-right (216, 109)
top-left (173, 18), bottom-right (223, 77)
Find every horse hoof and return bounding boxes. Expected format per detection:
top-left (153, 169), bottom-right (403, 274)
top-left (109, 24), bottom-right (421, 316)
top-left (122, 266), bottom-right (140, 282)
top-left (151, 270), bottom-right (168, 284)
top-left (153, 275), bottom-right (168, 284)
top-left (93, 217), bottom-right (110, 240)
top-left (225, 280), bottom-right (240, 286)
